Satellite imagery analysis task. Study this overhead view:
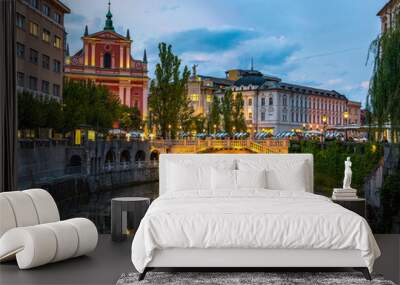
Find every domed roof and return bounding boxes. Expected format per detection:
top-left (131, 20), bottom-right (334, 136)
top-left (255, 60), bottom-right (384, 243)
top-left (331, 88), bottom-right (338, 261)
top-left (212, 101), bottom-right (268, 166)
top-left (234, 74), bottom-right (267, 87)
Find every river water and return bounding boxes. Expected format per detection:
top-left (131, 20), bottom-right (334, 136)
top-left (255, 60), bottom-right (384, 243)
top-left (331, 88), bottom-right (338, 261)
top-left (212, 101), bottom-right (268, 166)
top-left (58, 150), bottom-right (253, 233)
top-left (58, 182), bottom-right (159, 234)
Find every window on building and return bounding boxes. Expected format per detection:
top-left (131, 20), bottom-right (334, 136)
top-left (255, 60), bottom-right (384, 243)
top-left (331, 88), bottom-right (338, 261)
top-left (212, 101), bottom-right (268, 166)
top-left (248, 98), bottom-right (252, 106)
top-left (206, 95), bottom-right (212, 103)
top-left (29, 48), bottom-right (38, 64)
top-left (29, 76), bottom-right (38, 90)
top-left (53, 84), bottom-right (60, 97)
top-left (41, 80), bottom-right (50, 94)
top-left (17, 72), bottom-right (25, 87)
top-left (30, 0), bottom-right (39, 9)
top-left (16, 13), bottom-right (25, 29)
top-left (53, 36), bottom-right (61, 48)
top-left (190, 94), bottom-right (199, 101)
top-left (42, 54), bottom-right (50, 69)
top-left (53, 59), bottom-right (61, 72)
top-left (29, 22), bottom-right (38, 36)
top-left (42, 29), bottom-right (50, 43)
top-left (42, 4), bottom-right (50, 16)
top-left (54, 12), bottom-right (61, 24)
top-left (282, 114), bottom-right (287, 122)
top-left (261, 97), bottom-right (265, 106)
top-left (283, 95), bottom-right (287, 106)
top-left (103, 52), bottom-right (111, 68)
top-left (269, 97), bottom-right (273, 106)
top-left (248, 112), bottom-right (253, 120)
top-left (261, 112), bottom-right (265, 121)
top-left (16, 42), bottom-right (25, 58)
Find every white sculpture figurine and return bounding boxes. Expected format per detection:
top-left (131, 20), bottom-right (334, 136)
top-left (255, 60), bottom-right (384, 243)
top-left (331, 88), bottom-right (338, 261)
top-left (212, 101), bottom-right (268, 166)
top-left (343, 157), bottom-right (352, 190)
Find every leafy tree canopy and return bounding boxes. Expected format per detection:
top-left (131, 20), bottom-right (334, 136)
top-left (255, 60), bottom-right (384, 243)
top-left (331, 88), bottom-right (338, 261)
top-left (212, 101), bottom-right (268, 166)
top-left (148, 43), bottom-right (191, 138)
top-left (367, 14), bottom-right (400, 137)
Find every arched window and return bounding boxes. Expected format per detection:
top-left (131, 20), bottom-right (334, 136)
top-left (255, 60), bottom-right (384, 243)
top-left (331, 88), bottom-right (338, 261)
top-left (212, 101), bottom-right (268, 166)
top-left (269, 97), bottom-right (273, 106)
top-left (103, 52), bottom-right (111, 68)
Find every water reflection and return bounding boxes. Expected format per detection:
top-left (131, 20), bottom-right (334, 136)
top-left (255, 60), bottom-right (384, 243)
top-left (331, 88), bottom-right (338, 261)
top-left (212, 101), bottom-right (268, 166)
top-left (58, 182), bottom-right (159, 234)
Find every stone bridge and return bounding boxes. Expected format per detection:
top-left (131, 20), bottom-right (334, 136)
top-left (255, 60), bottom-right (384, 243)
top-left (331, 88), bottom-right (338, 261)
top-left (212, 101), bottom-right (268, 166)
top-left (17, 139), bottom-right (158, 189)
top-left (17, 138), bottom-right (289, 189)
top-left (149, 139), bottom-right (289, 154)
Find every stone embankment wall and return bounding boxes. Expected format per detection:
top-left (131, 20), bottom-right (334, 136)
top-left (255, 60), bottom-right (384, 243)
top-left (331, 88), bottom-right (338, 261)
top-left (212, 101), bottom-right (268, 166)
top-left (17, 139), bottom-right (158, 195)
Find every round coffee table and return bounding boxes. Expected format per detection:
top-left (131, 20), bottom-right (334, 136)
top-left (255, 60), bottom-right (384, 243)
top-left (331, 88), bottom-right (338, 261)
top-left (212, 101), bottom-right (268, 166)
top-left (111, 197), bottom-right (150, 242)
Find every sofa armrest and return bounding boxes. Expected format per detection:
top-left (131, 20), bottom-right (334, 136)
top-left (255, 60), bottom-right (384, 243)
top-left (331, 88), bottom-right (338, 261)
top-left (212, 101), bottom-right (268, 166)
top-left (0, 218), bottom-right (98, 269)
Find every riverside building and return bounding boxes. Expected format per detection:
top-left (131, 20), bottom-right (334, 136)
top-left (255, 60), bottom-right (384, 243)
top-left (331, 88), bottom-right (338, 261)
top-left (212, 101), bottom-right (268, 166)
top-left (187, 65), bottom-right (233, 116)
top-left (16, 0), bottom-right (70, 100)
top-left (230, 70), bottom-right (361, 134)
top-left (378, 0), bottom-right (400, 32)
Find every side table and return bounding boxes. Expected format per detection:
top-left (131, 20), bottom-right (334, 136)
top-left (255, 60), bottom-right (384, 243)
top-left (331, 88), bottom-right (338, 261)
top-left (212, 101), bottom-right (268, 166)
top-left (332, 198), bottom-right (366, 218)
top-left (111, 197), bottom-right (150, 242)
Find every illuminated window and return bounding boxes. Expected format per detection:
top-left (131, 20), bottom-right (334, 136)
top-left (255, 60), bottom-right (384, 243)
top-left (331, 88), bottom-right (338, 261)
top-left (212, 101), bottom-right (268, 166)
top-left (191, 94), bottom-right (199, 101)
top-left (42, 29), bottom-right (50, 43)
top-left (29, 22), bottom-right (38, 36)
top-left (248, 112), bottom-right (253, 120)
top-left (206, 95), bottom-right (212, 103)
top-left (54, 36), bottom-right (61, 48)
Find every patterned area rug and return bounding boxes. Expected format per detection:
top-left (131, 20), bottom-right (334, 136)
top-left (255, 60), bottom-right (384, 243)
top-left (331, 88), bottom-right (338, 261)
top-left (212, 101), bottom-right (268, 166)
top-left (116, 272), bottom-right (396, 285)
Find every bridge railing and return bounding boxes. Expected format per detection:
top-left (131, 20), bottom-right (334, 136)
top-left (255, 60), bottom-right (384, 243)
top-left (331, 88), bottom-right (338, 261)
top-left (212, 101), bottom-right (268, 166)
top-left (150, 139), bottom-right (289, 154)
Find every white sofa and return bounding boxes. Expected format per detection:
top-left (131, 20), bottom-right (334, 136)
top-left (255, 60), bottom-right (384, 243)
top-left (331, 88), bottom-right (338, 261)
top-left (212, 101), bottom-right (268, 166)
top-left (0, 188), bottom-right (98, 269)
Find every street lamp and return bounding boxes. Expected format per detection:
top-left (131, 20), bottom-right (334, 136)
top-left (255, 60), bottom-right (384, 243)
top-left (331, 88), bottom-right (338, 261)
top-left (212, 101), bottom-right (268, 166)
top-left (343, 111), bottom-right (349, 141)
top-left (213, 124), bottom-right (217, 135)
top-left (322, 115), bottom-right (328, 144)
top-left (168, 124), bottom-right (172, 140)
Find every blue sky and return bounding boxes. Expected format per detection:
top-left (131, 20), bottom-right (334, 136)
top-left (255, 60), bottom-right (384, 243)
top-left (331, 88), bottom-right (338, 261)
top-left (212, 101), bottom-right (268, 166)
top-left (64, 0), bottom-right (387, 105)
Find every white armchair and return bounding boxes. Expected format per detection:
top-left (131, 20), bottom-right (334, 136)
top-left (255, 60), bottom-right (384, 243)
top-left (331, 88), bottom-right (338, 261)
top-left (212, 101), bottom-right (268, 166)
top-left (0, 188), bottom-right (98, 269)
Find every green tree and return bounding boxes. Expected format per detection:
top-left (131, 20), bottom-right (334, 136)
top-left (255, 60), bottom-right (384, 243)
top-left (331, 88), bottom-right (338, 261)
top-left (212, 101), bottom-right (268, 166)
top-left (44, 98), bottom-right (64, 131)
top-left (207, 95), bottom-right (221, 133)
top-left (192, 115), bottom-right (206, 133)
top-left (62, 80), bottom-right (120, 132)
top-left (130, 105), bottom-right (143, 131)
top-left (119, 105), bottom-right (143, 131)
top-left (222, 89), bottom-right (234, 133)
top-left (367, 14), bottom-right (400, 139)
top-left (232, 92), bottom-right (246, 132)
top-left (148, 43), bottom-right (191, 138)
top-left (18, 92), bottom-right (42, 131)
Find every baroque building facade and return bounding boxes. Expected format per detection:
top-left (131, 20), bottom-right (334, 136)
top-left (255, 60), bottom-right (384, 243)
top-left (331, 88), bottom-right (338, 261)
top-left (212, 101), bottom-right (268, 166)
top-left (64, 2), bottom-right (148, 117)
top-left (231, 70), bottom-right (361, 133)
top-left (16, 0), bottom-right (70, 100)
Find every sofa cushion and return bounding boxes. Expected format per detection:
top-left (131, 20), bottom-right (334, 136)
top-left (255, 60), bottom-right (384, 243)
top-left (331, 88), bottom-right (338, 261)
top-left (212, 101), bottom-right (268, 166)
top-left (0, 192), bottom-right (39, 227)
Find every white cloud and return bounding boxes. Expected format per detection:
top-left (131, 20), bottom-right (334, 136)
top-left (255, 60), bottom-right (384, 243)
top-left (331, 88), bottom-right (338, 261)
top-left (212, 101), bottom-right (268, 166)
top-left (327, 78), bottom-right (343, 85)
top-left (361, 80), bottom-right (370, 90)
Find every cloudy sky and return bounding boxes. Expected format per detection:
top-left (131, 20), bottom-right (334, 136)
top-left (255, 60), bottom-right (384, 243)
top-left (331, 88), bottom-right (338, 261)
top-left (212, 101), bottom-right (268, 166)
top-left (64, 0), bottom-right (387, 105)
